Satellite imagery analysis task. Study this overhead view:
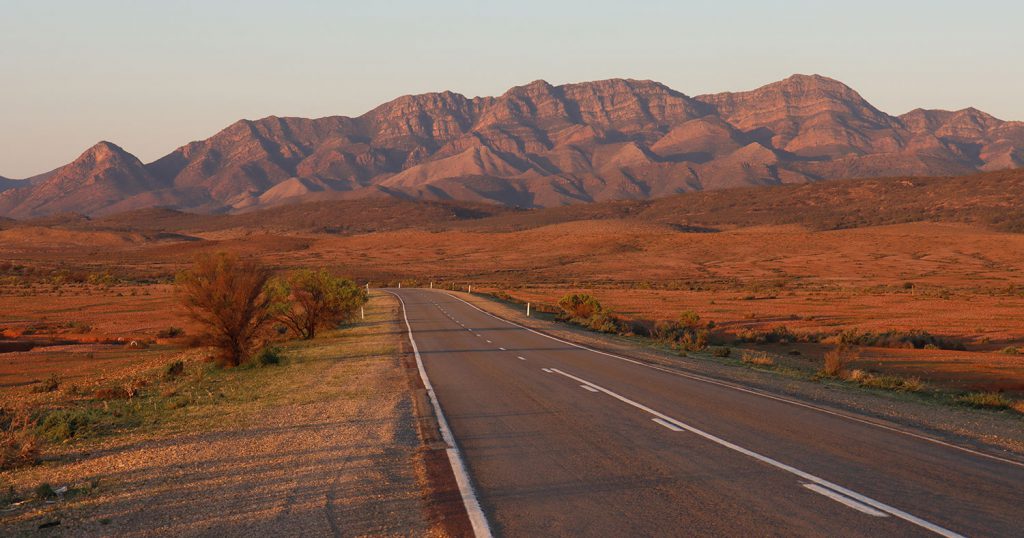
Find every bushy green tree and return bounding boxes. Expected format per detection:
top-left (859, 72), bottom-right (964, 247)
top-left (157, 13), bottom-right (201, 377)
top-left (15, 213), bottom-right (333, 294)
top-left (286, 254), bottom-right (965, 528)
top-left (273, 269), bottom-right (367, 339)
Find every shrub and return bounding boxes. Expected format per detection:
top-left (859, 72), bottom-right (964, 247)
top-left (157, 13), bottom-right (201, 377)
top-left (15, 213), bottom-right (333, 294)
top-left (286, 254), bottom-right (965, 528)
top-left (31, 374), bottom-right (60, 393)
top-left (273, 269), bottom-right (367, 339)
top-left (254, 345), bottom-right (283, 366)
top-left (651, 311), bottom-right (711, 351)
top-left (557, 293), bottom-right (604, 321)
top-left (678, 329), bottom-right (709, 352)
top-left (711, 346), bottom-right (731, 358)
top-left (835, 329), bottom-right (964, 351)
top-left (163, 360), bottom-right (185, 379)
top-left (954, 391), bottom-right (1013, 409)
top-left (554, 293), bottom-right (624, 334)
top-left (157, 327), bottom-right (185, 339)
top-left (176, 253), bottom-right (280, 367)
top-left (741, 350), bottom-right (775, 366)
top-left (625, 319), bottom-right (654, 337)
top-left (1000, 346), bottom-right (1021, 355)
top-left (586, 312), bottom-right (623, 334)
top-left (822, 345), bottom-right (858, 377)
top-left (39, 408), bottom-right (101, 442)
top-left (33, 483), bottom-right (57, 500)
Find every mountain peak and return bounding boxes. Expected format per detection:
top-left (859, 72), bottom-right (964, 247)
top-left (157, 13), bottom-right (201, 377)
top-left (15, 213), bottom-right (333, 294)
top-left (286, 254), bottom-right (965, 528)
top-left (79, 141), bottom-right (135, 163)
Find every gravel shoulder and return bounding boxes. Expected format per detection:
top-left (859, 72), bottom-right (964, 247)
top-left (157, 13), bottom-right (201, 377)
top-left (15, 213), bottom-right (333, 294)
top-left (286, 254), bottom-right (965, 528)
top-left (1, 292), bottom-right (454, 537)
top-left (454, 291), bottom-right (1024, 459)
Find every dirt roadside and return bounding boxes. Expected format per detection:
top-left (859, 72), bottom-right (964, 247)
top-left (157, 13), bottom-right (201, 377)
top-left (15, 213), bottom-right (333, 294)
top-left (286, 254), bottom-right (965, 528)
top-left (1, 292), bottom-right (468, 537)
top-left (451, 291), bottom-right (1024, 459)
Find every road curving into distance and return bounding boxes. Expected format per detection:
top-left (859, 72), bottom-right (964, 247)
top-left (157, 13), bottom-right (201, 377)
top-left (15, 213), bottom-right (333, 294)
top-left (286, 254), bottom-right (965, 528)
top-left (389, 288), bottom-right (1024, 537)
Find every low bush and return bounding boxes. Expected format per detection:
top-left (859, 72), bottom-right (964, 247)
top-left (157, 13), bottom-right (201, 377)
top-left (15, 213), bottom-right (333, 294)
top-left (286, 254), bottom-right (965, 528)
top-left (822, 345), bottom-right (858, 377)
top-left (39, 408), bottom-right (102, 442)
top-left (557, 293), bottom-right (604, 321)
top-left (157, 327), bottom-right (185, 339)
top-left (31, 374), bottom-right (60, 393)
top-left (833, 329), bottom-right (964, 350)
top-left (1000, 346), bottom-right (1021, 355)
top-left (556, 294), bottom-right (624, 334)
top-left (0, 408), bottom-right (40, 470)
top-left (33, 483), bottom-right (57, 500)
top-left (37, 404), bottom-right (141, 443)
top-left (736, 325), bottom-right (813, 344)
top-left (651, 310), bottom-right (711, 352)
top-left (164, 360), bottom-right (185, 379)
top-left (255, 345), bottom-right (283, 366)
top-left (711, 346), bottom-right (731, 358)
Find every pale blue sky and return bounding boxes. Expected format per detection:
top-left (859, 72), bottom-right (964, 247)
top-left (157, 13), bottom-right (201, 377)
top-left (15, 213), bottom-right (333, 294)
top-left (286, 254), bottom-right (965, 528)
top-left (2, 0), bottom-right (1022, 178)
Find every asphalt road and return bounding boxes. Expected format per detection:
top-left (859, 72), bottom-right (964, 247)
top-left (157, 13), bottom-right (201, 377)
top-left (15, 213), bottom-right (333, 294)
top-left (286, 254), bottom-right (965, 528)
top-left (390, 288), bottom-right (1024, 537)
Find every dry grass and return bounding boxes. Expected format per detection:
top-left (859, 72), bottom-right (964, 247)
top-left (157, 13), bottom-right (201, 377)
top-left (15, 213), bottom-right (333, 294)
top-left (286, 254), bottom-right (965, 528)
top-left (740, 350), bottom-right (775, 367)
top-left (954, 391), bottom-right (1015, 410)
top-left (0, 408), bottom-right (40, 470)
top-left (822, 345), bottom-right (858, 377)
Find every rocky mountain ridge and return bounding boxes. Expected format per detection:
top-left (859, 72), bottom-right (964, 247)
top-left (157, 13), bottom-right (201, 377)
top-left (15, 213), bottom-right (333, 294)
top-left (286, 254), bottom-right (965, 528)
top-left (2, 74), bottom-right (1021, 218)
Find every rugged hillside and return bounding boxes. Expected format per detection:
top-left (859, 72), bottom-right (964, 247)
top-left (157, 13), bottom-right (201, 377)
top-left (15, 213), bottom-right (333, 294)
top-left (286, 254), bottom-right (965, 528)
top-left (2, 75), bottom-right (1022, 218)
top-left (25, 168), bottom-right (1022, 236)
top-left (0, 142), bottom-right (182, 218)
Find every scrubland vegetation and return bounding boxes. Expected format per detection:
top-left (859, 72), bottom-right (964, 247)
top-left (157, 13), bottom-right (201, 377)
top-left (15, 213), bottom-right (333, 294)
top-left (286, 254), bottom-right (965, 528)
top-left (502, 289), bottom-right (1024, 415)
top-left (0, 253), bottom-right (367, 482)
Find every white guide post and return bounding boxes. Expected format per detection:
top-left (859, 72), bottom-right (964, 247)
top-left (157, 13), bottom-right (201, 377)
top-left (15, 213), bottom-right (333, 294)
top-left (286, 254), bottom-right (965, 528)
top-left (527, 302), bottom-right (531, 317)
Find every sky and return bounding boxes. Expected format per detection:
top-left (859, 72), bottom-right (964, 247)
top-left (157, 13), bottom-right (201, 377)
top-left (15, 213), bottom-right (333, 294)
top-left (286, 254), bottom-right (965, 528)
top-left (2, 0), bottom-right (1022, 178)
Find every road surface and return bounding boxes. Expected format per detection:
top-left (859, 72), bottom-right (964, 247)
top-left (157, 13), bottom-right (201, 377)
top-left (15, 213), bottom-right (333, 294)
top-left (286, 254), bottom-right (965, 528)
top-left (390, 288), bottom-right (1024, 537)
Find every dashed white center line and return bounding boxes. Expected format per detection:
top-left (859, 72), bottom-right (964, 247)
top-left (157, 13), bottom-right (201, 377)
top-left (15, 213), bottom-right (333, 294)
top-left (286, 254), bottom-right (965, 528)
top-left (486, 340), bottom-right (493, 344)
top-left (499, 347), bottom-right (506, 351)
top-left (516, 356), bottom-right (527, 361)
top-left (803, 483), bottom-right (888, 517)
top-left (548, 368), bottom-right (962, 538)
top-left (653, 418), bottom-right (685, 432)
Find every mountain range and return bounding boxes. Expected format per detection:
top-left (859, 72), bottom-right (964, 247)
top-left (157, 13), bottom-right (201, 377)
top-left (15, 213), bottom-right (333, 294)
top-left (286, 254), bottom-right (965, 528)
top-left (2, 74), bottom-right (1022, 218)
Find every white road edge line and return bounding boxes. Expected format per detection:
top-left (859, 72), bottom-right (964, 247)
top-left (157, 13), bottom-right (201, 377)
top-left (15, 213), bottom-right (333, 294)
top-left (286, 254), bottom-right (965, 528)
top-left (580, 384), bottom-right (600, 393)
top-left (386, 291), bottom-right (493, 538)
top-left (803, 483), bottom-right (888, 517)
top-left (443, 291), bottom-right (1024, 470)
top-left (550, 367), bottom-right (961, 538)
top-left (652, 417), bottom-right (684, 432)
top-left (542, 368), bottom-right (554, 373)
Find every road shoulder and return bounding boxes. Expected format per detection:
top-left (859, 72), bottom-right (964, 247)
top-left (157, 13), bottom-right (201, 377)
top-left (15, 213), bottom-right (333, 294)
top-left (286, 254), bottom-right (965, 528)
top-left (1, 292), bottom-right (462, 536)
